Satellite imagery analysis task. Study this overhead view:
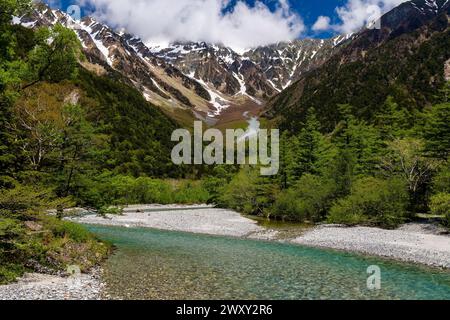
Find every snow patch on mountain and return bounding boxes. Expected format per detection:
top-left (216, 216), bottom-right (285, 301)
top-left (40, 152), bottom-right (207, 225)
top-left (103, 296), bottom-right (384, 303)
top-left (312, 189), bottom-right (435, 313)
top-left (186, 72), bottom-right (231, 117)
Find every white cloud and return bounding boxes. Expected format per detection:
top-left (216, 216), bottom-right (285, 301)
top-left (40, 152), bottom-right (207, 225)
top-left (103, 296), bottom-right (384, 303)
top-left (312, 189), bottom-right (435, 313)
top-left (78, 0), bottom-right (305, 52)
top-left (312, 16), bottom-right (331, 31)
top-left (315, 0), bottom-right (408, 34)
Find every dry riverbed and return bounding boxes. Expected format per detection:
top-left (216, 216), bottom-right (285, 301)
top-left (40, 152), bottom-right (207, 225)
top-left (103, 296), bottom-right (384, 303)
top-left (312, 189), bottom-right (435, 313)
top-left (292, 224), bottom-right (450, 269)
top-left (69, 205), bottom-right (263, 237)
top-left (1, 205), bottom-right (449, 300)
top-left (0, 269), bottom-right (104, 300)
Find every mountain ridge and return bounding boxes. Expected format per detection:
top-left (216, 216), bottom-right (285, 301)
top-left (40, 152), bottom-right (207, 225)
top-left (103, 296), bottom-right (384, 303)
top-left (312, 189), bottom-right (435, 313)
top-left (264, 0), bottom-right (450, 131)
top-left (14, 3), bottom-right (351, 125)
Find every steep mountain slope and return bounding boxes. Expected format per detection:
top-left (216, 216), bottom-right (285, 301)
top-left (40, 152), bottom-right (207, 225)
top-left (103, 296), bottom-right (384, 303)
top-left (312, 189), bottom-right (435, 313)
top-left (149, 35), bottom-right (351, 99)
top-left (14, 4), bottom-right (217, 124)
top-left (14, 2), bottom-right (355, 126)
top-left (242, 35), bottom-right (353, 91)
top-left (16, 3), bottom-right (366, 127)
top-left (7, 21), bottom-right (184, 179)
top-left (265, 0), bottom-right (450, 131)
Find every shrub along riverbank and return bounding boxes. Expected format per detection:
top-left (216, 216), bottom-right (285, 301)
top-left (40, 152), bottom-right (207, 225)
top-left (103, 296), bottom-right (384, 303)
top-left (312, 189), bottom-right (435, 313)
top-left (0, 184), bottom-right (110, 284)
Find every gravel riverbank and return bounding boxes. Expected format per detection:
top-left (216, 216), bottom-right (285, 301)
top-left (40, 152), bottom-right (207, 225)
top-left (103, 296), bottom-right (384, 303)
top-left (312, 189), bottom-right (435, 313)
top-left (68, 205), bottom-right (264, 237)
top-left (2, 205), bottom-right (449, 300)
top-left (68, 205), bottom-right (450, 269)
top-left (0, 269), bottom-right (104, 300)
top-left (292, 224), bottom-right (450, 269)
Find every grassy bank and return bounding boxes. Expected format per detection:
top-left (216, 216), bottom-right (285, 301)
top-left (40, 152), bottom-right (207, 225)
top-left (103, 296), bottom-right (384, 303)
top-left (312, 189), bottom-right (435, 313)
top-left (0, 185), bottom-right (111, 284)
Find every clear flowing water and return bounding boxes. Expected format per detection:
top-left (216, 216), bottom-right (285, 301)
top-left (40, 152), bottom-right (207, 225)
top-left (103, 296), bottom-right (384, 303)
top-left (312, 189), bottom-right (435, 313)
top-left (86, 224), bottom-right (450, 300)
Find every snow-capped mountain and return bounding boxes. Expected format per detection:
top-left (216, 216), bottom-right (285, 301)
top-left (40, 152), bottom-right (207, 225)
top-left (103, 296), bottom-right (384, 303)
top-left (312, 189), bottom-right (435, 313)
top-left (13, 3), bottom-right (351, 123)
top-left (149, 35), bottom-right (351, 99)
top-left (14, 4), bottom-right (220, 120)
top-left (265, 0), bottom-right (450, 129)
top-left (242, 36), bottom-right (352, 91)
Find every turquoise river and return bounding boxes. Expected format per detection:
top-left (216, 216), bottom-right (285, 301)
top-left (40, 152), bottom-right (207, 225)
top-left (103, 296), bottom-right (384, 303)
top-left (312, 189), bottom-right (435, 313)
top-left (85, 224), bottom-right (450, 300)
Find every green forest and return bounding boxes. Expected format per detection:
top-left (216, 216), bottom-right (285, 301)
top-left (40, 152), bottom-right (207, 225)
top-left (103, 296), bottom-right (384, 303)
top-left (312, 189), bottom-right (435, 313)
top-left (0, 0), bottom-right (449, 283)
top-left (0, 1), bottom-right (196, 283)
top-left (215, 97), bottom-right (450, 229)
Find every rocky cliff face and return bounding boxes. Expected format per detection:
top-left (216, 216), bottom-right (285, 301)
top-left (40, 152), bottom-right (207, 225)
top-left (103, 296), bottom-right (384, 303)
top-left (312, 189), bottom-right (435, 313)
top-left (264, 0), bottom-right (450, 131)
top-left (149, 35), bottom-right (352, 100)
top-left (13, 3), bottom-right (352, 124)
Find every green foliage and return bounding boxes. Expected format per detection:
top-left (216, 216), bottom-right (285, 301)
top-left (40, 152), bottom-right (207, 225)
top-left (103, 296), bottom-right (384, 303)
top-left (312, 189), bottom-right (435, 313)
top-left (0, 24), bottom-right (34, 186)
top-left (75, 172), bottom-right (210, 210)
top-left (0, 210), bottom-right (110, 284)
top-left (45, 218), bottom-right (91, 243)
top-left (430, 162), bottom-right (450, 226)
top-left (326, 148), bottom-right (355, 198)
top-left (381, 138), bottom-right (440, 212)
top-left (0, 216), bottom-right (26, 283)
top-left (0, 181), bottom-right (105, 283)
top-left (217, 166), bottom-right (280, 216)
top-left (218, 87), bottom-right (449, 226)
top-left (0, 0), bottom-right (30, 25)
top-left (279, 108), bottom-right (335, 188)
top-left (433, 161), bottom-right (450, 193)
top-left (422, 103), bottom-right (450, 160)
top-left (0, 264), bottom-right (25, 284)
top-left (333, 104), bottom-right (384, 176)
top-left (76, 68), bottom-right (183, 178)
top-left (1, 18), bottom-right (84, 187)
top-left (376, 96), bottom-right (417, 138)
top-left (328, 177), bottom-right (409, 228)
top-left (0, 217), bottom-right (24, 239)
top-left (24, 24), bottom-right (82, 88)
top-left (201, 165), bottom-right (239, 204)
top-left (429, 193), bottom-right (450, 218)
top-left (217, 167), bottom-right (260, 215)
top-left (271, 175), bottom-right (336, 222)
top-left (0, 183), bottom-right (55, 218)
top-left (172, 180), bottom-right (210, 204)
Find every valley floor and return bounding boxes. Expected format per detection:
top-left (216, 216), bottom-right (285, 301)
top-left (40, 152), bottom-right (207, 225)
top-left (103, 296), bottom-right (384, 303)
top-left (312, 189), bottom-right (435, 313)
top-left (1, 205), bottom-right (449, 300)
top-left (68, 205), bottom-right (450, 269)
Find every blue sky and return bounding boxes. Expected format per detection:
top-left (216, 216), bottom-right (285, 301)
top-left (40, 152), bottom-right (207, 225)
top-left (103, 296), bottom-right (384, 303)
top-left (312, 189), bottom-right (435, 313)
top-left (44, 0), bottom-right (407, 50)
top-left (221, 0), bottom-right (349, 37)
top-left (47, 0), bottom-right (348, 37)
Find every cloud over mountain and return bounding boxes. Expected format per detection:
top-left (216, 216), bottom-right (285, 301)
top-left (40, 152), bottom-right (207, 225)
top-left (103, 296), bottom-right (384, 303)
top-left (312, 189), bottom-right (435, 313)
top-left (313, 0), bottom-right (408, 33)
top-left (78, 0), bottom-right (304, 52)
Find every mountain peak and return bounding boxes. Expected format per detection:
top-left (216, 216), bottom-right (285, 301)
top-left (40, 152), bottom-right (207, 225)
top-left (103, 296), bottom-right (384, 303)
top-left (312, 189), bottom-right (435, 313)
top-left (13, 2), bottom-right (360, 123)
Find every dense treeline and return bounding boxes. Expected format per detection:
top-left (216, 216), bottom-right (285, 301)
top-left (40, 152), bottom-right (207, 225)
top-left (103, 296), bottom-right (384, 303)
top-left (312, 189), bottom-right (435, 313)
top-left (212, 92), bottom-right (450, 229)
top-left (0, 1), bottom-right (195, 282)
top-left (0, 0), bottom-right (119, 283)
